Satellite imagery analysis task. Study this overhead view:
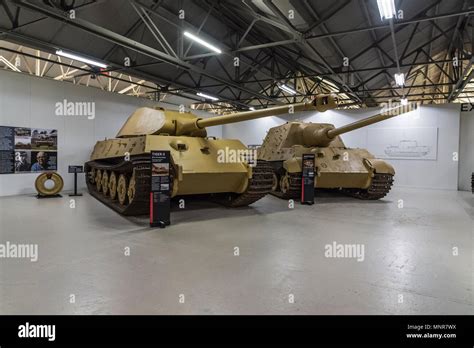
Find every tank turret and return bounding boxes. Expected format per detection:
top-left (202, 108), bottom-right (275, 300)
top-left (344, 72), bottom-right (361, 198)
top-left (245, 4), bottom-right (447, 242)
top-left (85, 95), bottom-right (336, 215)
top-left (258, 102), bottom-right (418, 200)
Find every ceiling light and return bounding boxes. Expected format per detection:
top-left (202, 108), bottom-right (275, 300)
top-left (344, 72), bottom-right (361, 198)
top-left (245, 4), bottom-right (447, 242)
top-left (377, 0), bottom-right (396, 20)
top-left (278, 84), bottom-right (297, 95)
top-left (394, 73), bottom-right (405, 87)
top-left (197, 92), bottom-right (219, 101)
top-left (56, 50), bottom-right (107, 68)
top-left (183, 32), bottom-right (222, 54)
top-left (400, 98), bottom-right (408, 105)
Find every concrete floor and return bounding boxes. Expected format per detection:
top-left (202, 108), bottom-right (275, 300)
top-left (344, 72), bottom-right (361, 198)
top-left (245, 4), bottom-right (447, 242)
top-left (0, 187), bottom-right (472, 315)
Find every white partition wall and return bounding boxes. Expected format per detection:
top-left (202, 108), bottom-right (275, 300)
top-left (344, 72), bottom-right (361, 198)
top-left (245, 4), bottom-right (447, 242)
top-left (0, 69), bottom-right (221, 196)
top-left (1, 67), bottom-right (468, 194)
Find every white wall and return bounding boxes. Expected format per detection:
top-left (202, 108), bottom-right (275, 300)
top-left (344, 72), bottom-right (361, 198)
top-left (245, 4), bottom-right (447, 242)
top-left (459, 108), bottom-right (474, 191)
top-left (1, 68), bottom-right (467, 194)
top-left (223, 104), bottom-right (461, 190)
top-left (0, 69), bottom-right (221, 196)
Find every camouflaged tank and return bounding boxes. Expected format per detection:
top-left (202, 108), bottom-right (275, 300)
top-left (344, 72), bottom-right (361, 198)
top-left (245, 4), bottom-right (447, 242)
top-left (85, 96), bottom-right (333, 215)
top-left (258, 100), bottom-right (418, 200)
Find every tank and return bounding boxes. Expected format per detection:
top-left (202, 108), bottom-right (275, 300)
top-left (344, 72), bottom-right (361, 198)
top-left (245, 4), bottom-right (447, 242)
top-left (85, 96), bottom-right (334, 215)
top-left (258, 101), bottom-right (418, 200)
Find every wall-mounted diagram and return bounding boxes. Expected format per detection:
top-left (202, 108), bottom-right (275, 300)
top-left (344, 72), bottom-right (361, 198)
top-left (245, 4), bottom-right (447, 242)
top-left (384, 140), bottom-right (431, 158)
top-left (367, 127), bottom-right (438, 160)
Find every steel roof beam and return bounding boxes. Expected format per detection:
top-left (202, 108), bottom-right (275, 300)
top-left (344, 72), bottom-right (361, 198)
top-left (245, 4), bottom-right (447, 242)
top-left (345, 0), bottom-right (442, 65)
top-left (303, 0), bottom-right (351, 34)
top-left (306, 8), bottom-right (474, 40)
top-left (9, 0), bottom-right (280, 107)
top-left (301, 0), bottom-right (369, 98)
top-left (261, 0), bottom-right (363, 105)
top-left (184, 57), bottom-right (467, 91)
top-left (1, 0), bottom-right (16, 28)
top-left (448, 56), bottom-right (474, 101)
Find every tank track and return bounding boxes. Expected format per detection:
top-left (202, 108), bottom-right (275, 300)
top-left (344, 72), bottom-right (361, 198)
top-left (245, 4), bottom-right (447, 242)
top-left (342, 173), bottom-right (394, 200)
top-left (270, 171), bottom-right (393, 201)
top-left (86, 158), bottom-right (274, 214)
top-left (85, 156), bottom-right (152, 215)
top-left (221, 160), bottom-right (274, 207)
top-left (271, 172), bottom-right (301, 199)
top-left (471, 172), bottom-right (473, 193)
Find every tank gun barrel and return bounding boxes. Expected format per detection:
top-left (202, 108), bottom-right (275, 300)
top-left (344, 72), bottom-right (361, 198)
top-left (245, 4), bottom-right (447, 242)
top-left (327, 103), bottom-right (417, 138)
top-left (304, 102), bottom-right (417, 147)
top-left (197, 99), bottom-right (324, 128)
top-left (177, 95), bottom-right (337, 135)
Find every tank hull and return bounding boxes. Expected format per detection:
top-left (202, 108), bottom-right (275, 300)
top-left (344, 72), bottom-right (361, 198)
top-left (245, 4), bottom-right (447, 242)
top-left (86, 135), bottom-right (273, 215)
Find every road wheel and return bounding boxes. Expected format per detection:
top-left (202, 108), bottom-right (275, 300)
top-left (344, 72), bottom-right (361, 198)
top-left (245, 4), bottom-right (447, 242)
top-left (109, 172), bottom-right (117, 200)
top-left (127, 171), bottom-right (136, 203)
top-left (117, 174), bottom-right (128, 205)
top-left (95, 169), bottom-right (102, 191)
top-left (101, 171), bottom-right (109, 195)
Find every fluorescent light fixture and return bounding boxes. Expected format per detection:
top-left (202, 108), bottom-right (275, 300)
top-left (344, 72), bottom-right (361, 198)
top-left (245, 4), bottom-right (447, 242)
top-left (394, 73), bottom-right (405, 87)
top-left (56, 50), bottom-right (107, 68)
top-left (377, 0), bottom-right (396, 20)
top-left (400, 98), bottom-right (408, 105)
top-left (183, 32), bottom-right (222, 54)
top-left (278, 84), bottom-right (297, 95)
top-left (197, 92), bottom-right (219, 101)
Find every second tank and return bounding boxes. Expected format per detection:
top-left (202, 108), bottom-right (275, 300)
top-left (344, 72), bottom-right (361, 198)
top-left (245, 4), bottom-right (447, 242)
top-left (258, 99), bottom-right (418, 200)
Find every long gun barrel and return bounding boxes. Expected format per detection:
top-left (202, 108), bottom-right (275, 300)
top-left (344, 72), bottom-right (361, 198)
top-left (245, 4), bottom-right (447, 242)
top-left (303, 102), bottom-right (418, 147)
top-left (177, 95), bottom-right (337, 135)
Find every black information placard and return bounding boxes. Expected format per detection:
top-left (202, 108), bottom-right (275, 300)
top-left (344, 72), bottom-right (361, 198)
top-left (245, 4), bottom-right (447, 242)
top-left (0, 126), bottom-right (15, 174)
top-left (68, 165), bottom-right (84, 173)
top-left (150, 151), bottom-right (171, 228)
top-left (0, 126), bottom-right (14, 151)
top-left (0, 150), bottom-right (15, 174)
top-left (301, 153), bottom-right (315, 205)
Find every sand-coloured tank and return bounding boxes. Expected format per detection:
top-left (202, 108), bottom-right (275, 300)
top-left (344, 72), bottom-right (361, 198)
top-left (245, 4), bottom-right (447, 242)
top-left (85, 96), bottom-right (334, 215)
top-left (258, 102), bottom-right (418, 200)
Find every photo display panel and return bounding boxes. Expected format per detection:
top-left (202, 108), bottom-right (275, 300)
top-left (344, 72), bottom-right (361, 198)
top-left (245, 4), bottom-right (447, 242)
top-left (0, 126), bottom-right (58, 174)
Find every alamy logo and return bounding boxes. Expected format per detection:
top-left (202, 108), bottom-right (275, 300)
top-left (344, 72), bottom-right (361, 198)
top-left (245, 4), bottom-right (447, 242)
top-left (380, 99), bottom-right (418, 116)
top-left (55, 99), bottom-right (95, 119)
top-left (0, 241), bottom-right (38, 262)
top-left (217, 146), bottom-right (257, 167)
top-left (324, 241), bottom-right (365, 262)
top-left (18, 322), bottom-right (55, 341)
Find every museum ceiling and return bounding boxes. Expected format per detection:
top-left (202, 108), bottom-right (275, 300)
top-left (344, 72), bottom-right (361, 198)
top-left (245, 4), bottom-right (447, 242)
top-left (0, 0), bottom-right (473, 113)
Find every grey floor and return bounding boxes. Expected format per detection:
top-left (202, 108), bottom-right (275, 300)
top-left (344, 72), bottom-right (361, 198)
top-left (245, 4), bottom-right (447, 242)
top-left (0, 187), bottom-right (473, 315)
